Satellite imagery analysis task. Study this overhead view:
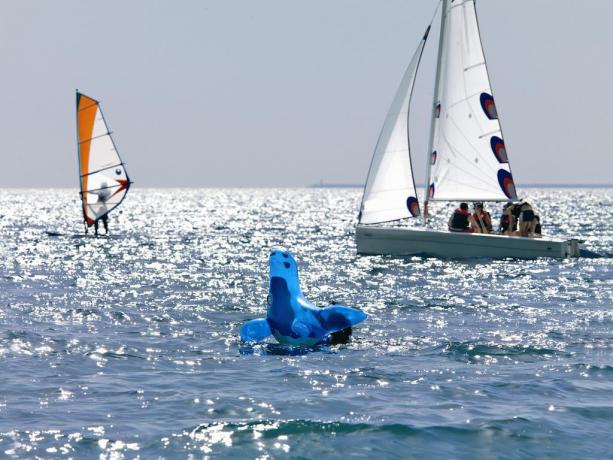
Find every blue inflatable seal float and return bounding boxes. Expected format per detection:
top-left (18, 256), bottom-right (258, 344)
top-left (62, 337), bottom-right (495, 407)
top-left (240, 249), bottom-right (367, 346)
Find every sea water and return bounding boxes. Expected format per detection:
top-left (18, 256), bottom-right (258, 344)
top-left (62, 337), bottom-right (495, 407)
top-left (0, 188), bottom-right (611, 459)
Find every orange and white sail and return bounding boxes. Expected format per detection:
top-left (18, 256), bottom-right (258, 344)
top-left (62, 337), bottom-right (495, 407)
top-left (76, 92), bottom-right (131, 227)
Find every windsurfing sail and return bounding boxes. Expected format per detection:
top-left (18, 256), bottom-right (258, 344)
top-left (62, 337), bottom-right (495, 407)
top-left (426, 0), bottom-right (517, 202)
top-left (358, 27), bottom-right (431, 225)
top-left (76, 92), bottom-right (131, 227)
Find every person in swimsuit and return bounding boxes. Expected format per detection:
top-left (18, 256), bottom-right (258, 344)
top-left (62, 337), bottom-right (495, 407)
top-left (471, 202), bottom-right (492, 234)
top-left (518, 201), bottom-right (536, 237)
top-left (448, 203), bottom-right (476, 233)
top-left (499, 202), bottom-right (513, 234)
top-left (533, 215), bottom-right (542, 237)
top-left (501, 202), bottom-right (521, 235)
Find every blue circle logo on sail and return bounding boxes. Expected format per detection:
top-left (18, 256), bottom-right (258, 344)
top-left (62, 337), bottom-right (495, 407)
top-left (431, 151), bottom-right (437, 165)
top-left (480, 93), bottom-right (498, 120)
top-left (497, 169), bottom-right (516, 199)
top-left (406, 196), bottom-right (420, 217)
top-left (428, 183), bottom-right (435, 199)
top-left (490, 136), bottom-right (508, 163)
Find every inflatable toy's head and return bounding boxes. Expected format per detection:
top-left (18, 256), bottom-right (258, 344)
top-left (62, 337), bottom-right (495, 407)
top-left (269, 249), bottom-right (301, 296)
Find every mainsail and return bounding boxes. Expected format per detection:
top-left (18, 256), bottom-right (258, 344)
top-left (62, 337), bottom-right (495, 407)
top-left (76, 92), bottom-right (131, 227)
top-left (427, 0), bottom-right (517, 202)
top-left (358, 27), bottom-right (430, 225)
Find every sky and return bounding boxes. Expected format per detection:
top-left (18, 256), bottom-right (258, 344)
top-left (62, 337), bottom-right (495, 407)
top-left (0, 0), bottom-right (611, 187)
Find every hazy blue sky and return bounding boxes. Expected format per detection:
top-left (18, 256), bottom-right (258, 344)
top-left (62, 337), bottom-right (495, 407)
top-left (1, 0), bottom-right (611, 187)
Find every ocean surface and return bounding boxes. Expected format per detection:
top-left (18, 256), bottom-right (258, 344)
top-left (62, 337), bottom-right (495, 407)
top-left (0, 187), bottom-right (611, 459)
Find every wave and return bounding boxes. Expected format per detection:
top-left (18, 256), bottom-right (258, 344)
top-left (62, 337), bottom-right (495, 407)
top-left (440, 340), bottom-right (565, 362)
top-left (0, 418), bottom-right (606, 458)
top-left (566, 406), bottom-right (613, 420)
top-left (188, 418), bottom-right (484, 439)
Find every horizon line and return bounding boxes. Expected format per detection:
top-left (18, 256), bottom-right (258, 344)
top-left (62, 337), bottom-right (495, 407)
top-left (0, 183), bottom-right (612, 189)
top-left (308, 183), bottom-right (613, 189)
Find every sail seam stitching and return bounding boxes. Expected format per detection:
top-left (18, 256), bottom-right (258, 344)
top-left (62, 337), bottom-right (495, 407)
top-left (79, 132), bottom-right (112, 144)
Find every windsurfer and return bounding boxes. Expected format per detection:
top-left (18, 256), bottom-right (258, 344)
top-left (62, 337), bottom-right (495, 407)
top-left (94, 182), bottom-right (111, 236)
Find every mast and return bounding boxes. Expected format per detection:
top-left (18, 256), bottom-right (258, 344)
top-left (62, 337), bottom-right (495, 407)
top-left (75, 90), bottom-right (88, 233)
top-left (422, 0), bottom-right (449, 224)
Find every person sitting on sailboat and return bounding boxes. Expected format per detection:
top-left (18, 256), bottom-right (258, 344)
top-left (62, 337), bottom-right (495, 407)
top-left (518, 201), bottom-right (536, 237)
top-left (471, 202), bottom-right (492, 234)
top-left (448, 203), bottom-right (477, 233)
top-left (499, 202), bottom-right (516, 235)
top-left (94, 182), bottom-right (111, 236)
top-left (533, 215), bottom-right (542, 238)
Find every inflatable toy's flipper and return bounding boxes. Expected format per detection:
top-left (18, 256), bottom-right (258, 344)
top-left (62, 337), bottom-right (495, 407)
top-left (317, 306), bottom-right (367, 333)
top-left (240, 318), bottom-right (272, 342)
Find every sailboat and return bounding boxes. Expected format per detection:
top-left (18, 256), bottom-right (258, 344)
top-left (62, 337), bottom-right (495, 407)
top-left (76, 91), bottom-right (131, 233)
top-left (356, 0), bottom-right (580, 259)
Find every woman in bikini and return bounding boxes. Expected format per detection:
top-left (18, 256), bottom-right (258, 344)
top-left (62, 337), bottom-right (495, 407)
top-left (518, 201), bottom-right (536, 237)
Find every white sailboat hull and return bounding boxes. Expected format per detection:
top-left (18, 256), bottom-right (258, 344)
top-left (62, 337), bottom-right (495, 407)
top-left (356, 226), bottom-right (580, 259)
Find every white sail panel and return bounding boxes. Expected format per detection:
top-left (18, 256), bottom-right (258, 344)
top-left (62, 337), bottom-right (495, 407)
top-left (428, 0), bottom-right (517, 202)
top-left (359, 29), bottom-right (429, 224)
top-left (87, 135), bottom-right (118, 172)
top-left (77, 93), bottom-right (130, 226)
